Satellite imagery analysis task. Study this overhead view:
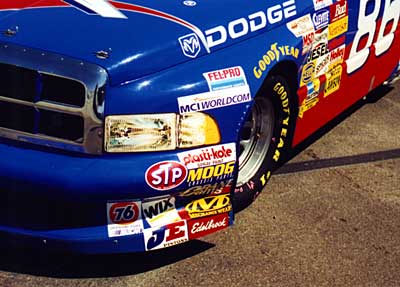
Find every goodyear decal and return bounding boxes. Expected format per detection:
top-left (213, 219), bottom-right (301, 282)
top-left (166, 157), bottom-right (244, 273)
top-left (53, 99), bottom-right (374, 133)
top-left (254, 43), bottom-right (299, 79)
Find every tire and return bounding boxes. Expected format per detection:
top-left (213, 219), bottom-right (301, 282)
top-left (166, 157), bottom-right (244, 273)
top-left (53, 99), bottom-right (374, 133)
top-left (233, 75), bottom-right (293, 212)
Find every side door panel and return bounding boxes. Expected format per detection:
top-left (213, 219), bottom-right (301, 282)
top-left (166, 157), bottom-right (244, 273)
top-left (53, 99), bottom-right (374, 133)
top-left (292, 0), bottom-right (400, 146)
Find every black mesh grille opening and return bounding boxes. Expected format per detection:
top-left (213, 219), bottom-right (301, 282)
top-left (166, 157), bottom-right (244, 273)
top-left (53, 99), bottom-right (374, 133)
top-left (41, 74), bottom-right (86, 107)
top-left (39, 110), bottom-right (84, 142)
top-left (0, 63), bottom-right (37, 102)
top-left (0, 101), bottom-right (35, 132)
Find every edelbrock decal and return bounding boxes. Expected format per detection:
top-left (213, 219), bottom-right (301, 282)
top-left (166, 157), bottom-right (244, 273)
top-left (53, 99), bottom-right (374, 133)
top-left (178, 86), bottom-right (251, 114)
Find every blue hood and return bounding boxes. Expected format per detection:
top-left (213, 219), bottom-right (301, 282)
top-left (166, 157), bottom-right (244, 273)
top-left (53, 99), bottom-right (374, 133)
top-left (0, 0), bottom-right (304, 85)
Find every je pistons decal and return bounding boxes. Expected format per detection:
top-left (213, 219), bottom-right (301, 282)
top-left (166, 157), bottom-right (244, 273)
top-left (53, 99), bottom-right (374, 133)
top-left (144, 220), bottom-right (188, 251)
top-left (145, 161), bottom-right (187, 191)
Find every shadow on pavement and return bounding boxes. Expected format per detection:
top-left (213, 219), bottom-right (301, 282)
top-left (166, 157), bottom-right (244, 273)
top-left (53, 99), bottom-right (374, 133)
top-left (277, 148), bottom-right (400, 175)
top-left (0, 240), bottom-right (215, 278)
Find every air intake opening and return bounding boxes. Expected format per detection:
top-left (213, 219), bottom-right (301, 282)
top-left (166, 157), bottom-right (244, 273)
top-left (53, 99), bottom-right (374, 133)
top-left (40, 74), bottom-right (86, 107)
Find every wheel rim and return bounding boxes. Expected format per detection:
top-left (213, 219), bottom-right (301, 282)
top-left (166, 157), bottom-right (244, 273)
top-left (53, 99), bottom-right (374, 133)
top-left (237, 97), bottom-right (275, 186)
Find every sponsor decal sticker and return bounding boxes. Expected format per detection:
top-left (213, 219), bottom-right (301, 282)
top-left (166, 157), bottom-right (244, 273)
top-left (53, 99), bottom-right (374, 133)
top-left (144, 220), bottom-right (189, 251)
top-left (312, 9), bottom-right (330, 30)
top-left (330, 0), bottom-right (348, 23)
top-left (186, 161), bottom-right (235, 187)
top-left (299, 80), bottom-right (321, 118)
top-left (145, 161), bottom-right (187, 191)
top-left (107, 201), bottom-right (143, 237)
top-left (142, 196), bottom-right (181, 228)
top-left (185, 194), bottom-right (232, 219)
top-left (178, 86), bottom-right (251, 114)
top-left (254, 43), bottom-right (299, 79)
top-left (328, 16), bottom-right (348, 40)
top-left (315, 53), bottom-right (331, 77)
top-left (301, 62), bottom-right (316, 86)
top-left (313, 0), bottom-right (333, 11)
top-left (188, 214), bottom-right (229, 239)
top-left (306, 42), bottom-right (329, 63)
top-left (302, 32), bottom-right (315, 55)
top-left (179, 179), bottom-right (233, 197)
top-left (329, 44), bottom-right (346, 67)
top-left (178, 143), bottom-right (236, 170)
top-left (286, 14), bottom-right (315, 37)
top-left (324, 64), bottom-right (342, 97)
top-left (203, 67), bottom-right (247, 91)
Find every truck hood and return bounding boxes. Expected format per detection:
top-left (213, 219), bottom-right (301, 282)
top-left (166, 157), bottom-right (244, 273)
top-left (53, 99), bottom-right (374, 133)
top-left (0, 0), bottom-right (301, 85)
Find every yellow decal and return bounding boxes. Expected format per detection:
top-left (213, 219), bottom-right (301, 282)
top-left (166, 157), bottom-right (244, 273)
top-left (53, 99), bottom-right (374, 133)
top-left (185, 194), bottom-right (232, 219)
top-left (254, 43), bottom-right (299, 79)
top-left (328, 16), bottom-right (348, 40)
top-left (300, 62), bottom-right (316, 86)
top-left (324, 65), bottom-right (343, 97)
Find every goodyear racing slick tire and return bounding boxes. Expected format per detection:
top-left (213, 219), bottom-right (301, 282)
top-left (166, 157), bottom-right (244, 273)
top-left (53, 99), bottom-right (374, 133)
top-left (233, 75), bottom-right (293, 212)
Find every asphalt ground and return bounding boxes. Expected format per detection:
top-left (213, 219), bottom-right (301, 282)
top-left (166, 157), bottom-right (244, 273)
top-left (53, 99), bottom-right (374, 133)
top-left (0, 81), bottom-right (399, 287)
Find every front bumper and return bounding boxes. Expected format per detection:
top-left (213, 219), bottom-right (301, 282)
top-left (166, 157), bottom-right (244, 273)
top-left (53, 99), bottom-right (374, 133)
top-left (0, 141), bottom-right (235, 253)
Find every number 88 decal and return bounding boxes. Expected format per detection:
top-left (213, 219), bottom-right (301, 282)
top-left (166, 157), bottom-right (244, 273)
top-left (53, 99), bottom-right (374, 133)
top-left (347, 0), bottom-right (400, 74)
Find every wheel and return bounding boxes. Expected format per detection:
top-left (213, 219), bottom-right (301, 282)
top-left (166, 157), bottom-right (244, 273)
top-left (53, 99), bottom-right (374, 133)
top-left (233, 75), bottom-right (293, 212)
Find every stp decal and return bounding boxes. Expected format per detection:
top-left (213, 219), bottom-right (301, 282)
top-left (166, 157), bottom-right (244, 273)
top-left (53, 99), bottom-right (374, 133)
top-left (145, 161), bottom-right (187, 191)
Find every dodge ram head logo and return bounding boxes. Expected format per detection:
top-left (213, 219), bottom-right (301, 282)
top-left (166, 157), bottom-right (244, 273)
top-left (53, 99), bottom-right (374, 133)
top-left (179, 33), bottom-right (201, 58)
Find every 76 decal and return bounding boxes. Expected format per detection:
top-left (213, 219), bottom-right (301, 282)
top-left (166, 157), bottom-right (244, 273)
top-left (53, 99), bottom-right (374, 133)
top-left (347, 0), bottom-right (400, 74)
top-left (107, 201), bottom-right (144, 237)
